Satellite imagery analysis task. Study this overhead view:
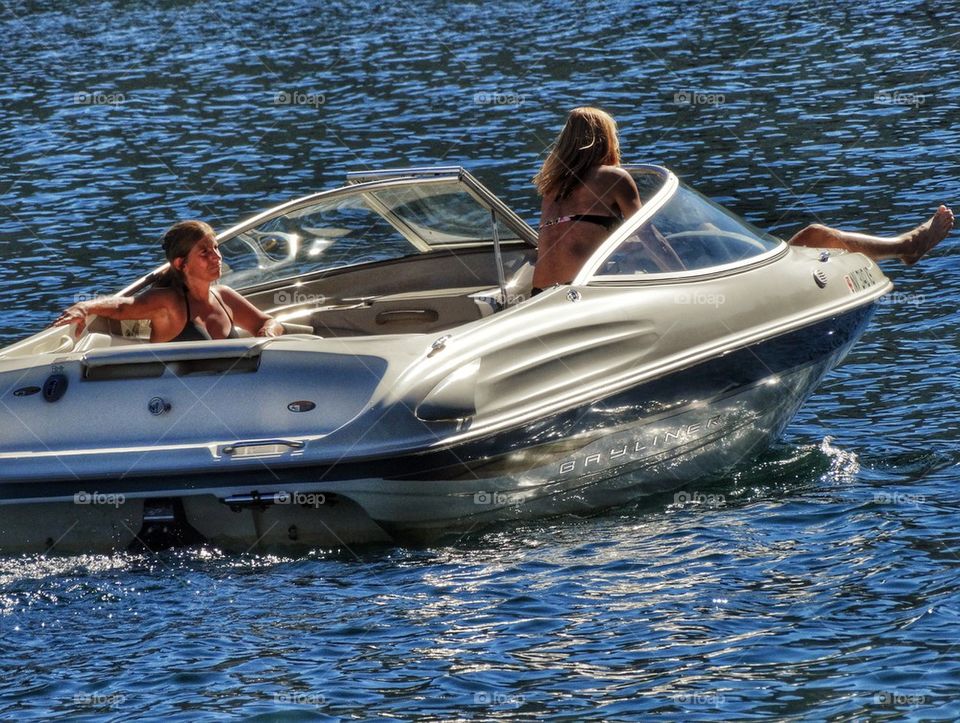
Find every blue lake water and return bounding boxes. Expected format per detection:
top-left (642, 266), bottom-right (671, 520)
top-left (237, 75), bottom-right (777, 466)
top-left (2, 0), bottom-right (960, 719)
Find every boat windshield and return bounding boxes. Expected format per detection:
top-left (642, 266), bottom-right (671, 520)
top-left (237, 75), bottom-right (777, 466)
top-left (593, 181), bottom-right (783, 278)
top-left (217, 178), bottom-right (525, 289)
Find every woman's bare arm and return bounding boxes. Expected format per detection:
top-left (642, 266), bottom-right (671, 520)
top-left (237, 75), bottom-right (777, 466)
top-left (52, 289), bottom-right (174, 336)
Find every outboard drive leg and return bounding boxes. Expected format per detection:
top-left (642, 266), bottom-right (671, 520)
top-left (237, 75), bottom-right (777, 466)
top-left (129, 497), bottom-right (206, 551)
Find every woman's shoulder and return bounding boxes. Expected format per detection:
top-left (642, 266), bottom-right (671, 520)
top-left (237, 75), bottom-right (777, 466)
top-left (141, 285), bottom-right (181, 303)
top-left (583, 165), bottom-right (637, 198)
top-left (135, 286), bottom-right (184, 318)
top-left (593, 164), bottom-right (634, 182)
top-left (215, 285), bottom-right (244, 304)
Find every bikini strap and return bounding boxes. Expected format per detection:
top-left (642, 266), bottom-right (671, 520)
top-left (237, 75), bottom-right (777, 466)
top-left (539, 215), bottom-right (574, 229)
top-left (212, 289), bottom-right (235, 325)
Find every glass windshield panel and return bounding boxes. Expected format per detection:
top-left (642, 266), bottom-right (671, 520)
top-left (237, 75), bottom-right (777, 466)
top-left (596, 184), bottom-right (782, 277)
top-left (368, 184), bottom-right (521, 246)
top-left (218, 180), bottom-right (518, 289)
top-left (218, 193), bottom-right (414, 289)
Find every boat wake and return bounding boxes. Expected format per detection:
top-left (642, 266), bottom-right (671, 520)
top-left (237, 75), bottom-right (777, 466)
top-left (717, 435), bottom-right (861, 506)
top-left (818, 435), bottom-right (861, 484)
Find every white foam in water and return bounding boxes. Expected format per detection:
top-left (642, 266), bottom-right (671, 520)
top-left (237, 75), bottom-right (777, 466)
top-left (819, 435), bottom-right (861, 483)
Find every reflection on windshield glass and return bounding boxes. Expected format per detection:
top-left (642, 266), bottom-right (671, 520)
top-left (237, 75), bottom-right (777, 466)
top-left (370, 186), bottom-right (520, 245)
top-left (598, 185), bottom-right (782, 276)
top-left (219, 194), bottom-right (411, 288)
top-left (218, 181), bottom-right (521, 290)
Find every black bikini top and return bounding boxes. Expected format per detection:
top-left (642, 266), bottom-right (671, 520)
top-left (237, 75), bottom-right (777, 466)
top-left (172, 289), bottom-right (239, 342)
top-left (538, 213), bottom-right (621, 232)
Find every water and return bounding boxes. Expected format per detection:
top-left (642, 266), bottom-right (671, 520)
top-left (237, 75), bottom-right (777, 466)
top-left (2, 0), bottom-right (960, 718)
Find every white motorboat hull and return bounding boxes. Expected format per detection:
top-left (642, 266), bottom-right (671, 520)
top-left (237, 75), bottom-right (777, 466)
top-left (0, 300), bottom-right (876, 553)
top-left (0, 165), bottom-right (893, 553)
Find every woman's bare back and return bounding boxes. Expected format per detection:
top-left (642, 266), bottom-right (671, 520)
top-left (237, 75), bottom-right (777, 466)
top-left (533, 165), bottom-right (642, 289)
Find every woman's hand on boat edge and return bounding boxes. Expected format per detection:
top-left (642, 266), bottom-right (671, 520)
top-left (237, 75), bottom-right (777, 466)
top-left (52, 302), bottom-right (91, 335)
top-left (257, 318), bottom-right (285, 337)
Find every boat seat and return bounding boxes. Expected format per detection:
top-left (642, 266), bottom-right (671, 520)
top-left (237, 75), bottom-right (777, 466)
top-left (75, 332), bottom-right (155, 351)
top-left (233, 321), bottom-right (317, 339)
top-left (280, 321), bottom-right (315, 335)
top-left (74, 333), bottom-right (114, 352)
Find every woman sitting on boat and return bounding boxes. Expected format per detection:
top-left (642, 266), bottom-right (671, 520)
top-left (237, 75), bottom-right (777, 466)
top-left (532, 107), bottom-right (954, 292)
top-left (54, 220), bottom-right (284, 341)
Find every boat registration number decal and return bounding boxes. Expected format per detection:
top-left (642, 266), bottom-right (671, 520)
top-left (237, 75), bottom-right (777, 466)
top-left (844, 266), bottom-right (878, 293)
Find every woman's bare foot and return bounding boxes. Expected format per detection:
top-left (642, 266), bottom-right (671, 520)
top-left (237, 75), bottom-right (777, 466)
top-left (899, 205), bottom-right (955, 265)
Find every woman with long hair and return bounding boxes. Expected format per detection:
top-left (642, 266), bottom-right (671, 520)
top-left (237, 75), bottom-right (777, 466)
top-left (54, 220), bottom-right (284, 341)
top-left (532, 107), bottom-right (954, 291)
top-left (532, 107), bottom-right (645, 292)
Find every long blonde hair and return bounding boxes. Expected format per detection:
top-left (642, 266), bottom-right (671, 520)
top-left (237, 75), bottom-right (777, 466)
top-left (533, 107), bottom-right (621, 200)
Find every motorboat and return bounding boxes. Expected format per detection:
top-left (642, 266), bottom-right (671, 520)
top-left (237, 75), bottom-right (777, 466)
top-left (0, 165), bottom-right (891, 553)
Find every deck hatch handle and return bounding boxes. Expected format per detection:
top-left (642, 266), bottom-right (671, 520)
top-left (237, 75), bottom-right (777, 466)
top-left (222, 439), bottom-right (306, 457)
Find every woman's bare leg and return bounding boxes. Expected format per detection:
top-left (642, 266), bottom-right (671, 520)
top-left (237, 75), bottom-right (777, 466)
top-left (788, 205), bottom-right (955, 264)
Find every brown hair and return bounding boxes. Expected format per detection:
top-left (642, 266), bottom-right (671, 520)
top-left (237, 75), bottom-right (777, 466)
top-left (533, 107), bottom-right (621, 200)
top-left (155, 220), bottom-right (216, 288)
